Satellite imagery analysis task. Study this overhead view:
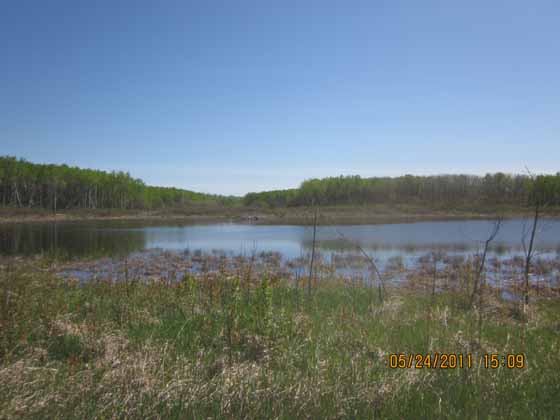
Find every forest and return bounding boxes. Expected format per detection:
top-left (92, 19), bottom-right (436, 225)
top-left (2, 156), bottom-right (559, 212)
top-left (243, 173), bottom-right (560, 209)
top-left (0, 156), bottom-right (234, 211)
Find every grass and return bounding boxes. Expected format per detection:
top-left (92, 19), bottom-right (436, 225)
top-left (268, 203), bottom-right (560, 225)
top-left (3, 203), bottom-right (560, 226)
top-left (1, 259), bottom-right (560, 418)
top-left (0, 204), bottom-right (247, 225)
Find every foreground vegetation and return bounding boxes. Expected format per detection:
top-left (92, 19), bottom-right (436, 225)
top-left (1, 257), bottom-right (559, 418)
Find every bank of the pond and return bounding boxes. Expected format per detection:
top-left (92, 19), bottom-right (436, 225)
top-left (2, 205), bottom-right (560, 225)
top-left (0, 208), bottom-right (241, 225)
top-left (1, 257), bottom-right (559, 418)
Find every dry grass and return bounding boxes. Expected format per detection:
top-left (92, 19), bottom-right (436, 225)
top-left (1, 257), bottom-right (559, 419)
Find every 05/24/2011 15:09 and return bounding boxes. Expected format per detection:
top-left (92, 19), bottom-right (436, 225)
top-left (388, 353), bottom-right (526, 369)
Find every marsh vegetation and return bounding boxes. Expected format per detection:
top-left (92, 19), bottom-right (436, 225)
top-left (1, 251), bottom-right (559, 418)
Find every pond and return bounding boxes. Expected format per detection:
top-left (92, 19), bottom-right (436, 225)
top-left (3, 218), bottom-right (559, 290)
top-left (1, 218), bottom-right (559, 261)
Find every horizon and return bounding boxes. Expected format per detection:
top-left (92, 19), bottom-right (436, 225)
top-left (2, 1), bottom-right (559, 195)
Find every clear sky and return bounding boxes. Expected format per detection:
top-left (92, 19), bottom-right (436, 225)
top-left (2, 1), bottom-right (559, 195)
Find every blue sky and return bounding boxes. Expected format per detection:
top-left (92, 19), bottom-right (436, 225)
top-left (1, 1), bottom-right (559, 195)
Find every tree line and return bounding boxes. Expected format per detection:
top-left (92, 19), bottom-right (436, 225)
top-left (0, 156), bottom-right (234, 211)
top-left (3, 156), bottom-right (558, 211)
top-left (243, 173), bottom-right (560, 208)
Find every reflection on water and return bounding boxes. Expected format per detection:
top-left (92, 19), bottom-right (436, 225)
top-left (1, 218), bottom-right (560, 261)
top-left (0, 222), bottom-right (146, 257)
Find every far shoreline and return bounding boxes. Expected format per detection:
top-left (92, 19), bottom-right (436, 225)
top-left (1, 205), bottom-right (559, 226)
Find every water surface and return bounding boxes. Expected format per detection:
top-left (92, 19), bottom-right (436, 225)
top-left (1, 218), bottom-right (559, 261)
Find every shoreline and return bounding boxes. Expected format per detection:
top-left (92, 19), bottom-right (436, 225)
top-left (1, 206), bottom-right (559, 226)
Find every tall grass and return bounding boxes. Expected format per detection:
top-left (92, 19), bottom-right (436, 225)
top-left (1, 258), bottom-right (559, 418)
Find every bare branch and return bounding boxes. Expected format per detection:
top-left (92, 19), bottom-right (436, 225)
top-left (335, 228), bottom-right (387, 302)
top-left (470, 217), bottom-right (502, 306)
